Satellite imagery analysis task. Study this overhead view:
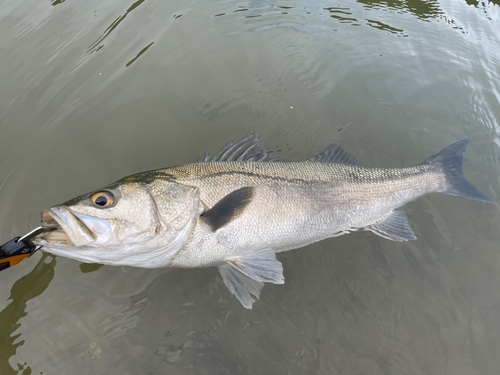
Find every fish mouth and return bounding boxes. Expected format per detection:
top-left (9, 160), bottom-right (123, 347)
top-left (41, 207), bottom-right (97, 246)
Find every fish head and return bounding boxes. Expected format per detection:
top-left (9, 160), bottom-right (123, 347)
top-left (35, 173), bottom-right (200, 267)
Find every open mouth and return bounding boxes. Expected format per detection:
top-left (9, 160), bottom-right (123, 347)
top-left (41, 210), bottom-right (70, 242)
top-left (41, 207), bottom-right (95, 246)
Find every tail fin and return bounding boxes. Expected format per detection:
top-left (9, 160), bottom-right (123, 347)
top-left (421, 139), bottom-right (495, 203)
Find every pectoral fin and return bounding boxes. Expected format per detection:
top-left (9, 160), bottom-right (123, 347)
top-left (365, 210), bottom-right (417, 241)
top-left (200, 187), bottom-right (254, 232)
top-left (218, 251), bottom-right (284, 309)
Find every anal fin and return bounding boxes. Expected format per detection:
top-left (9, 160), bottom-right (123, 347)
top-left (365, 210), bottom-right (417, 242)
top-left (218, 251), bottom-right (284, 309)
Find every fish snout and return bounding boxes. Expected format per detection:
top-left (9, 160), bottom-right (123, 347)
top-left (41, 206), bottom-right (96, 246)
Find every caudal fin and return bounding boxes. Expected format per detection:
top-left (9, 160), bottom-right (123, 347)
top-left (421, 139), bottom-right (495, 203)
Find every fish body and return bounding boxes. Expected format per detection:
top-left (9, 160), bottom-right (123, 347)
top-left (165, 161), bottom-right (436, 268)
top-left (35, 135), bottom-right (494, 308)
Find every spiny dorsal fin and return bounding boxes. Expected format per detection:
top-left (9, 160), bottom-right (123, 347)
top-left (365, 210), bottom-right (417, 242)
top-left (218, 251), bottom-right (284, 309)
top-left (199, 134), bottom-right (280, 163)
top-left (200, 187), bottom-right (254, 232)
top-left (308, 143), bottom-right (365, 166)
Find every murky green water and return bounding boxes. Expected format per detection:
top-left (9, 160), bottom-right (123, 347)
top-left (1, 0), bottom-right (499, 374)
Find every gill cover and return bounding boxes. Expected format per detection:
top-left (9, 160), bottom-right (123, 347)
top-left (138, 178), bottom-right (201, 268)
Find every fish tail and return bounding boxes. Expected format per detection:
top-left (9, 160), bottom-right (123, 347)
top-left (421, 139), bottom-right (495, 203)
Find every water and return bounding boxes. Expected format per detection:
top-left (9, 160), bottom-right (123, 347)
top-left (0, 0), bottom-right (499, 373)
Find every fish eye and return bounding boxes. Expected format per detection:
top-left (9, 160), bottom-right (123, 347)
top-left (91, 191), bottom-right (114, 208)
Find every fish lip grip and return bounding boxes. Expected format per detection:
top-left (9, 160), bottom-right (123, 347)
top-left (0, 227), bottom-right (55, 271)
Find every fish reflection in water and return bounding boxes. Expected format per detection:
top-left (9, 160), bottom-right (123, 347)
top-left (0, 255), bottom-right (56, 375)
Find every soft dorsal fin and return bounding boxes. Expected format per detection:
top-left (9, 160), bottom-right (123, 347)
top-left (218, 251), bottom-right (284, 309)
top-left (200, 187), bottom-right (254, 232)
top-left (199, 134), bottom-right (280, 163)
top-left (308, 143), bottom-right (365, 166)
top-left (365, 210), bottom-right (417, 242)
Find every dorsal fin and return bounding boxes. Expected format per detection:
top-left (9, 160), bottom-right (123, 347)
top-left (200, 187), bottom-right (255, 232)
top-left (308, 143), bottom-right (365, 166)
top-left (199, 134), bottom-right (280, 163)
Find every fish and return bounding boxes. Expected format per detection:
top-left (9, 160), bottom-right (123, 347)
top-left (34, 134), bottom-right (495, 308)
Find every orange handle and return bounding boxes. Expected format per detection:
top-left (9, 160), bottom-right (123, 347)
top-left (0, 254), bottom-right (30, 269)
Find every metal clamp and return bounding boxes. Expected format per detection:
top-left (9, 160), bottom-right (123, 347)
top-left (0, 227), bottom-right (55, 271)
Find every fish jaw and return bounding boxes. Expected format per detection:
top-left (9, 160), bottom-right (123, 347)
top-left (41, 206), bottom-right (97, 247)
top-left (71, 212), bottom-right (114, 245)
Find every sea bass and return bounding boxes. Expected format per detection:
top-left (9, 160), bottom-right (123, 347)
top-left (35, 135), bottom-right (494, 308)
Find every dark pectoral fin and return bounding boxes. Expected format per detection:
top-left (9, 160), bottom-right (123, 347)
top-left (200, 187), bottom-right (255, 232)
top-left (218, 251), bottom-right (284, 309)
top-left (365, 210), bottom-right (417, 242)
